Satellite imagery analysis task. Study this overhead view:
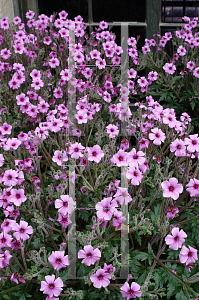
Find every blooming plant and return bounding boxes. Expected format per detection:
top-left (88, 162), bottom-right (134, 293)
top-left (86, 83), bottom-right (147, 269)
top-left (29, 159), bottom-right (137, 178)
top-left (138, 16), bottom-right (199, 134)
top-left (0, 9), bottom-right (198, 300)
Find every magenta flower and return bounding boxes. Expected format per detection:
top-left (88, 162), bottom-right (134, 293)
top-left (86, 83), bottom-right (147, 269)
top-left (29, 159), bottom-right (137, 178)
top-left (149, 127), bottom-right (166, 145)
top-left (13, 220), bottom-right (33, 241)
top-left (90, 268), bottom-right (112, 289)
top-left (186, 178), bottom-right (199, 197)
top-left (120, 282), bottom-right (142, 299)
top-left (8, 188), bottom-right (27, 206)
top-left (170, 138), bottom-right (186, 157)
top-left (113, 187), bottom-right (133, 205)
top-left (55, 195), bottom-right (75, 215)
top-left (78, 245), bottom-right (101, 266)
top-left (40, 274), bottom-right (63, 298)
top-left (48, 251), bottom-right (69, 271)
top-left (95, 197), bottom-right (118, 221)
top-left (166, 206), bottom-right (179, 220)
top-left (3, 169), bottom-right (18, 186)
top-left (86, 145), bottom-right (104, 163)
top-left (125, 166), bottom-right (143, 186)
top-left (165, 227), bottom-right (187, 250)
top-left (179, 245), bottom-right (198, 266)
top-left (0, 250), bottom-right (12, 269)
top-left (161, 177), bottom-right (183, 200)
top-left (184, 134), bottom-right (199, 153)
top-left (111, 149), bottom-right (129, 167)
top-left (127, 148), bottom-right (145, 168)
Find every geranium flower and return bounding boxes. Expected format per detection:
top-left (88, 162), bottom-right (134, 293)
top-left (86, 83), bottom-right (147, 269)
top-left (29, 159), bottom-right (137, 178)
top-left (8, 188), bottom-right (27, 206)
top-left (186, 178), bottom-right (199, 197)
top-left (0, 250), bottom-right (12, 268)
top-left (166, 206), bottom-right (179, 220)
top-left (113, 187), bottom-right (133, 205)
top-left (179, 245), bottom-right (198, 266)
top-left (170, 139), bottom-right (186, 157)
top-left (95, 197), bottom-right (118, 221)
top-left (126, 148), bottom-right (145, 168)
top-left (149, 127), bottom-right (166, 145)
top-left (40, 275), bottom-right (63, 298)
top-left (48, 251), bottom-right (69, 271)
top-left (90, 268), bottom-right (112, 289)
top-left (120, 282), bottom-right (142, 299)
top-left (12, 220), bottom-right (33, 241)
top-left (165, 227), bottom-right (187, 250)
top-left (184, 134), bottom-right (199, 153)
top-left (125, 166), bottom-right (143, 186)
top-left (86, 145), bottom-right (104, 163)
top-left (55, 195), bottom-right (75, 215)
top-left (161, 177), bottom-right (183, 200)
top-left (78, 245), bottom-right (101, 266)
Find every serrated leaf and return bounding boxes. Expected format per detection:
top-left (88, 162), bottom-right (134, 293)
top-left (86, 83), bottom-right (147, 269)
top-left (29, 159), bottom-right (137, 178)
top-left (167, 282), bottom-right (176, 298)
top-left (133, 251), bottom-right (149, 261)
top-left (176, 289), bottom-right (187, 300)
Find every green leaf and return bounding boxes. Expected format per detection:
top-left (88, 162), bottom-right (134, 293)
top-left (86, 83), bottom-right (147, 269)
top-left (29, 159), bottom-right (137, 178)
top-left (133, 251), bottom-right (149, 261)
top-left (19, 296), bottom-right (26, 300)
top-left (176, 289), bottom-right (188, 300)
top-left (167, 282), bottom-right (176, 298)
top-left (2, 295), bottom-right (10, 300)
top-left (134, 232), bottom-right (142, 246)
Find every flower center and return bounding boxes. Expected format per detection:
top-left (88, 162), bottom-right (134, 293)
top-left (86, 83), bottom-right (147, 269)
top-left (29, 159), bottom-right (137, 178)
top-left (56, 259), bottom-right (61, 264)
top-left (174, 236), bottom-right (179, 241)
top-left (92, 151), bottom-right (97, 156)
top-left (188, 251), bottom-right (193, 257)
top-left (104, 207), bottom-right (109, 212)
top-left (49, 284), bottom-right (54, 289)
top-left (63, 202), bottom-right (68, 207)
top-left (177, 145), bottom-right (181, 149)
top-left (87, 253), bottom-right (92, 258)
top-left (169, 186), bottom-right (174, 191)
top-left (155, 134), bottom-right (160, 138)
top-left (133, 155), bottom-right (138, 159)
top-left (98, 275), bottom-right (103, 280)
top-left (194, 184), bottom-right (199, 189)
top-left (119, 156), bottom-right (123, 161)
top-left (20, 228), bottom-right (25, 233)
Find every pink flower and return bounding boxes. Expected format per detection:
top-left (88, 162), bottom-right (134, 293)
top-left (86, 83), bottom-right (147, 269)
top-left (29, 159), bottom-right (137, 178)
top-left (111, 149), bottom-right (129, 167)
top-left (166, 206), bottom-right (179, 220)
top-left (0, 250), bottom-right (12, 268)
top-left (179, 245), bottom-right (198, 266)
top-left (186, 178), bottom-right (199, 197)
top-left (86, 145), bottom-right (104, 163)
top-left (90, 268), bottom-right (112, 289)
top-left (13, 220), bottom-right (33, 241)
top-left (161, 177), bottom-right (183, 200)
top-left (138, 138), bottom-right (150, 150)
top-left (193, 67), bottom-right (199, 78)
top-left (78, 245), bottom-right (101, 266)
top-left (170, 138), bottom-right (186, 157)
top-left (40, 274), bottom-right (63, 298)
top-left (184, 134), bottom-right (199, 153)
top-left (125, 166), bottom-right (143, 186)
top-left (68, 142), bottom-right (85, 159)
top-left (95, 197), bottom-right (118, 221)
top-left (120, 282), bottom-right (142, 299)
top-left (163, 62), bottom-right (176, 75)
top-left (106, 124), bottom-right (119, 139)
top-left (165, 227), bottom-right (187, 250)
top-left (48, 251), bottom-right (69, 271)
top-left (113, 187), bottom-right (133, 205)
top-left (52, 150), bottom-right (68, 166)
top-left (8, 188), bottom-right (27, 206)
top-left (127, 148), bottom-right (145, 168)
top-left (55, 195), bottom-right (75, 215)
top-left (149, 127), bottom-right (166, 145)
top-left (3, 169), bottom-right (18, 186)
top-left (10, 272), bottom-right (25, 284)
